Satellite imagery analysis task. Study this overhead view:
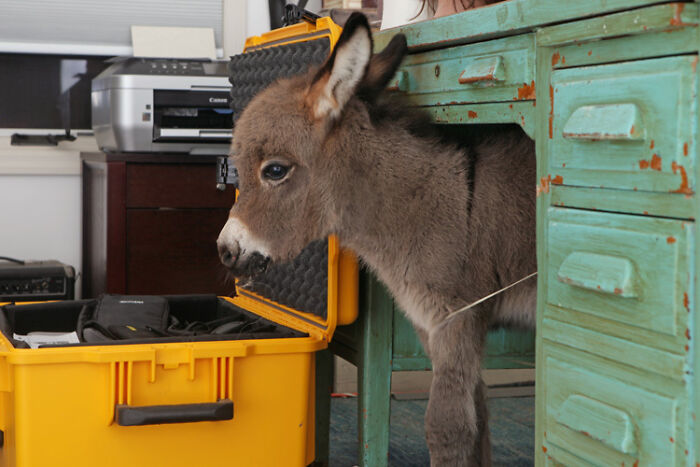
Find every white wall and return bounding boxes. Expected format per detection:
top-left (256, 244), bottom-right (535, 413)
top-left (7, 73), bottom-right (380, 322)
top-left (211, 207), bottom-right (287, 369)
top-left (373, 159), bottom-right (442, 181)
top-left (223, 0), bottom-right (324, 57)
top-left (0, 135), bottom-right (99, 298)
top-left (1, 1), bottom-right (308, 298)
top-left (0, 175), bottom-right (82, 296)
top-left (0, 0), bottom-right (224, 56)
top-left (381, 0), bottom-right (430, 30)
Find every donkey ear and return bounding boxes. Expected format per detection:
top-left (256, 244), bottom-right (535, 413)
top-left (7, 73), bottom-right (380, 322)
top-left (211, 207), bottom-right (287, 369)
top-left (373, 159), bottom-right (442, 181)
top-left (358, 34), bottom-right (408, 102)
top-left (306, 13), bottom-right (373, 121)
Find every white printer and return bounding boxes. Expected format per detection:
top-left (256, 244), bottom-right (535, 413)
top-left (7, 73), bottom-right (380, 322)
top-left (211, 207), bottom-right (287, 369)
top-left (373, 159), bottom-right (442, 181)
top-left (92, 58), bottom-right (232, 154)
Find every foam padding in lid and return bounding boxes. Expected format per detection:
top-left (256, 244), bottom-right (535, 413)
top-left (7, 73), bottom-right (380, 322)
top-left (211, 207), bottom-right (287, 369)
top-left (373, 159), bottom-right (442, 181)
top-left (228, 38), bottom-right (330, 121)
top-left (239, 240), bottom-right (328, 320)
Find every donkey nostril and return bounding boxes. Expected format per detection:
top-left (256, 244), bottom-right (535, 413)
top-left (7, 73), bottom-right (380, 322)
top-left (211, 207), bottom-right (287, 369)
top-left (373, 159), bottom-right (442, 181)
top-left (218, 243), bottom-right (238, 268)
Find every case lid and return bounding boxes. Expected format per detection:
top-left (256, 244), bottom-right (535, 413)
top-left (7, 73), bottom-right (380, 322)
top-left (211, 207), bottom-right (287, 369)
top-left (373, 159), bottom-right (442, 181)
top-left (230, 236), bottom-right (358, 341)
top-left (242, 17), bottom-right (342, 53)
top-left (229, 17), bottom-right (341, 123)
top-left (228, 18), bottom-right (357, 341)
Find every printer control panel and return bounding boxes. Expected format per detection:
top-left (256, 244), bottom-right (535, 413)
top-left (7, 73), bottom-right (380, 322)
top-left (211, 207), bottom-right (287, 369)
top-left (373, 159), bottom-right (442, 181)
top-left (116, 59), bottom-right (227, 76)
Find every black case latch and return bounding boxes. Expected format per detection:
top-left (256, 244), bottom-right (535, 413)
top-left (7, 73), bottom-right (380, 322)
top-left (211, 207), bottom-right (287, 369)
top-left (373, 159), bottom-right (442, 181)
top-left (283, 3), bottom-right (320, 27)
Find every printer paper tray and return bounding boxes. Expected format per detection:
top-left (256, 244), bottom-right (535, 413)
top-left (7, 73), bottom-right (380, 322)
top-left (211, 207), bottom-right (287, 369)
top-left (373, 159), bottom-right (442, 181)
top-left (156, 128), bottom-right (232, 140)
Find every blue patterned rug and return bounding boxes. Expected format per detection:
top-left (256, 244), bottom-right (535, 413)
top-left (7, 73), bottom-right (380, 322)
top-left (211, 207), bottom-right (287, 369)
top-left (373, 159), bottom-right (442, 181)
top-left (329, 396), bottom-right (535, 466)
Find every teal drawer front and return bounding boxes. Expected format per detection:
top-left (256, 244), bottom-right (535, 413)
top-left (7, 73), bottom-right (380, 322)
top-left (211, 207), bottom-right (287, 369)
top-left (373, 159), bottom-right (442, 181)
top-left (542, 345), bottom-right (684, 466)
top-left (389, 34), bottom-right (535, 106)
top-left (547, 55), bottom-right (696, 193)
top-left (547, 208), bottom-right (691, 340)
top-left (541, 313), bottom-right (686, 380)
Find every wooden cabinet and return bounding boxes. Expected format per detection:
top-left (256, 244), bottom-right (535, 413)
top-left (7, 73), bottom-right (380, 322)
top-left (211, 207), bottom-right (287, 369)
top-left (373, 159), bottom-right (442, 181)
top-left (81, 153), bottom-right (236, 297)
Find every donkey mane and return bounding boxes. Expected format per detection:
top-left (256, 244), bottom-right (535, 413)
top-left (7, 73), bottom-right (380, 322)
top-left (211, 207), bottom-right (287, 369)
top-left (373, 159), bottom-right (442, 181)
top-left (366, 95), bottom-right (439, 139)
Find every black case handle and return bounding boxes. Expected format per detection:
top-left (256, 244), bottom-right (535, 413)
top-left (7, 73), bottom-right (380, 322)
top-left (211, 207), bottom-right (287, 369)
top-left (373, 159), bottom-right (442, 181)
top-left (116, 399), bottom-right (233, 426)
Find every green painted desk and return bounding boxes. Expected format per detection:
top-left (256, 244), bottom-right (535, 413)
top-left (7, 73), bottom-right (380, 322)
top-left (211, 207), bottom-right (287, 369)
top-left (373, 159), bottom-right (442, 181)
top-left (316, 1), bottom-right (700, 465)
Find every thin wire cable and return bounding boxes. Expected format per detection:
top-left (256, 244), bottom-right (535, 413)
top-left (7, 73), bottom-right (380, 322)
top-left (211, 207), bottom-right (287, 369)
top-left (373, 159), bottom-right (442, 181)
top-left (438, 271), bottom-right (538, 329)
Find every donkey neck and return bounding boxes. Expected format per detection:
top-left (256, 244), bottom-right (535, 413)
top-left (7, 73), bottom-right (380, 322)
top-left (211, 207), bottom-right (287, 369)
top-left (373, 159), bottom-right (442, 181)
top-left (324, 119), bottom-right (474, 324)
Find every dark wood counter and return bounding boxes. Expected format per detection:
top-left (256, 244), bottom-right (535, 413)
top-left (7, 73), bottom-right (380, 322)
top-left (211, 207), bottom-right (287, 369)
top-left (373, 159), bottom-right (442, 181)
top-left (81, 152), bottom-right (236, 297)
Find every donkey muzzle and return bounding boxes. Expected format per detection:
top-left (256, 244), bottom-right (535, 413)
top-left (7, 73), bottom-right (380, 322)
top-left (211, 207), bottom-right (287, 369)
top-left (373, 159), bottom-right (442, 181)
top-left (217, 217), bottom-right (273, 277)
top-left (217, 239), bottom-right (271, 277)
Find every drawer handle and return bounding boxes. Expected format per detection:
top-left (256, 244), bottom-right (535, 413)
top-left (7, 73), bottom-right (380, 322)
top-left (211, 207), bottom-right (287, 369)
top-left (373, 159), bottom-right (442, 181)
top-left (562, 103), bottom-right (644, 141)
top-left (386, 70), bottom-right (408, 92)
top-left (557, 252), bottom-right (638, 298)
top-left (458, 56), bottom-right (505, 85)
top-left (556, 395), bottom-right (637, 454)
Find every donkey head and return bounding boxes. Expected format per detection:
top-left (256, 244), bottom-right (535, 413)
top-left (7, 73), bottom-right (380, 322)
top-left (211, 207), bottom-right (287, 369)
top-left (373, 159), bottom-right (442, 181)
top-left (217, 13), bottom-right (407, 277)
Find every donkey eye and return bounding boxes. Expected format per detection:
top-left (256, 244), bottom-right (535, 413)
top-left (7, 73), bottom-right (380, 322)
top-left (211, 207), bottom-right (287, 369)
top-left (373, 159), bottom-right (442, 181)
top-left (262, 163), bottom-right (290, 181)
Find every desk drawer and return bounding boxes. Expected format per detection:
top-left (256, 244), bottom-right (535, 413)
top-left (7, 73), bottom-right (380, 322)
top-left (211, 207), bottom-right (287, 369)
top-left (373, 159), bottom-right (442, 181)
top-left (390, 34), bottom-right (535, 106)
top-left (542, 345), bottom-right (683, 466)
top-left (548, 55), bottom-right (696, 194)
top-left (547, 208), bottom-right (691, 339)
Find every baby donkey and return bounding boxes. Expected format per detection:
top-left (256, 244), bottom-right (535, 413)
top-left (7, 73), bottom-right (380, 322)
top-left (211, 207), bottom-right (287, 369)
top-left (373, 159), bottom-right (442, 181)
top-left (218, 13), bottom-right (536, 466)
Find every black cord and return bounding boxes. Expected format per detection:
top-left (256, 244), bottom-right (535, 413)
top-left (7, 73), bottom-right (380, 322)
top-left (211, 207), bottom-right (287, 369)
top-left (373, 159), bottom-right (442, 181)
top-left (0, 256), bottom-right (25, 265)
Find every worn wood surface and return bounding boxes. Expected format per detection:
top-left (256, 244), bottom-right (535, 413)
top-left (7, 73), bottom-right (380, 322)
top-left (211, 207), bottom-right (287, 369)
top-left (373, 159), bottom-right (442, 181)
top-left (535, 3), bottom-right (699, 464)
top-left (391, 309), bottom-right (430, 369)
top-left (541, 343), bottom-right (686, 465)
top-left (550, 185), bottom-right (696, 220)
top-left (534, 12), bottom-right (554, 465)
top-left (357, 273), bottom-right (393, 467)
top-left (547, 25), bottom-right (697, 71)
top-left (374, 0), bottom-right (673, 51)
top-left (390, 34), bottom-right (535, 106)
top-left (427, 101), bottom-right (536, 138)
top-left (537, 2), bottom-right (698, 46)
top-left (547, 55), bottom-right (696, 194)
top-left (547, 208), bottom-right (690, 339)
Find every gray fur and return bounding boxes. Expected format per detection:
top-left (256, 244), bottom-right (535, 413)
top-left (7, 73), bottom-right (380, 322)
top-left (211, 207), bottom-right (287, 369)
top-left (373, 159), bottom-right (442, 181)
top-left (217, 13), bottom-right (536, 466)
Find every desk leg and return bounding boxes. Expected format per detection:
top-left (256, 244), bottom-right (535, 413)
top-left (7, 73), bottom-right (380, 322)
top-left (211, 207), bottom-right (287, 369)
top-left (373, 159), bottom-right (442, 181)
top-left (314, 349), bottom-right (334, 467)
top-left (358, 274), bottom-right (393, 467)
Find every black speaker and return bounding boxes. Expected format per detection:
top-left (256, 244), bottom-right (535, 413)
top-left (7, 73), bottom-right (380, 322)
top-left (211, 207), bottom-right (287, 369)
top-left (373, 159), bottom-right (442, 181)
top-left (0, 259), bottom-right (75, 302)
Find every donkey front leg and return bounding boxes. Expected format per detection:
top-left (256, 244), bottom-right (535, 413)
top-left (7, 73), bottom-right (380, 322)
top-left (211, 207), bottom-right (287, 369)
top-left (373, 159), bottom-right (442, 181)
top-left (426, 310), bottom-right (490, 466)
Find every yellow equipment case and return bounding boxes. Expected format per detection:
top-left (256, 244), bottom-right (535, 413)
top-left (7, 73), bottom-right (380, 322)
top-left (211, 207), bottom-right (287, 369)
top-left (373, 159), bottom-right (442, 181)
top-left (0, 16), bottom-right (356, 467)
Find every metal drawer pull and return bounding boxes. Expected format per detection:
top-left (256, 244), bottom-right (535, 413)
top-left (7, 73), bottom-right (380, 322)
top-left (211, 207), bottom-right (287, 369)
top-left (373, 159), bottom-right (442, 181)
top-left (557, 251), bottom-right (638, 298)
top-left (386, 70), bottom-right (408, 92)
top-left (556, 394), bottom-right (637, 454)
top-left (458, 56), bottom-right (505, 85)
top-left (562, 103), bottom-right (644, 141)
